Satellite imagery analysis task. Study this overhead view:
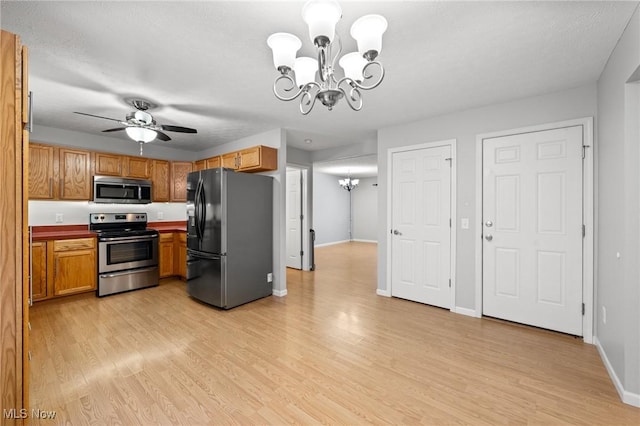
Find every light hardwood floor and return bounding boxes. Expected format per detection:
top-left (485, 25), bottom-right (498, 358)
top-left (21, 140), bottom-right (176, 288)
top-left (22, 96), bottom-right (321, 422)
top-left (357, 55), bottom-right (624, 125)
top-left (30, 242), bottom-right (639, 424)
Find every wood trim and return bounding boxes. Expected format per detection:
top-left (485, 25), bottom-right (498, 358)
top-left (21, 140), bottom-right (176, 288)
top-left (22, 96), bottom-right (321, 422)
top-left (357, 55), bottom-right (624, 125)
top-left (0, 28), bottom-right (26, 422)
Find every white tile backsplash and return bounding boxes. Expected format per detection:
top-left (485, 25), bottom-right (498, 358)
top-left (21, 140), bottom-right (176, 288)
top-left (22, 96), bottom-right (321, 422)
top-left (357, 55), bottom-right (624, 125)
top-left (29, 201), bottom-right (187, 225)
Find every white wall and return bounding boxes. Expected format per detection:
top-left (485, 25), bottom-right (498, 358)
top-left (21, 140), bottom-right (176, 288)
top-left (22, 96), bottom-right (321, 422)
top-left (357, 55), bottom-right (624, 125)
top-left (29, 201), bottom-right (186, 225)
top-left (596, 5), bottom-right (640, 403)
top-left (352, 177), bottom-right (378, 242)
top-left (378, 84), bottom-right (597, 310)
top-left (312, 171), bottom-right (350, 245)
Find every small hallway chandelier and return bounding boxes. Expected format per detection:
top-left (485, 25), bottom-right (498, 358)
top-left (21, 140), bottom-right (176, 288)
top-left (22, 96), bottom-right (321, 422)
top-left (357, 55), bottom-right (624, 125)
top-left (267, 0), bottom-right (387, 114)
top-left (339, 176), bottom-right (359, 191)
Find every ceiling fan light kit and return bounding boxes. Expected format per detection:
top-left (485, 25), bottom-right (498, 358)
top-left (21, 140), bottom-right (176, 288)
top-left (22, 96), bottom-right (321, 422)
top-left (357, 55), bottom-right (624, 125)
top-left (267, 0), bottom-right (387, 114)
top-left (74, 99), bottom-right (197, 155)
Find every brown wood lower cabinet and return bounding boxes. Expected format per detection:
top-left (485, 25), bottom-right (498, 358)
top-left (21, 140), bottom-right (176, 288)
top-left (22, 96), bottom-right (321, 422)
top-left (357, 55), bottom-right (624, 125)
top-left (159, 233), bottom-right (174, 278)
top-left (175, 232), bottom-right (187, 279)
top-left (31, 241), bottom-right (48, 301)
top-left (159, 231), bottom-right (187, 279)
top-left (33, 238), bottom-right (97, 301)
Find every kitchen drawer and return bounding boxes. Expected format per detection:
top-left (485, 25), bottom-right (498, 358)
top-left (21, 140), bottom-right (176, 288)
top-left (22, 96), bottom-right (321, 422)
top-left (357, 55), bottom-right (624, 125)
top-left (160, 233), bottom-right (174, 243)
top-left (53, 238), bottom-right (95, 251)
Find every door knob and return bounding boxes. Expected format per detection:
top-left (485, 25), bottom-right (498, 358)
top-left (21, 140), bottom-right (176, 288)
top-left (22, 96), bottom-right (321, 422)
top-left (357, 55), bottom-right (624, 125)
top-left (393, 229), bottom-right (402, 235)
top-left (485, 234), bottom-right (493, 241)
top-left (485, 220), bottom-right (493, 228)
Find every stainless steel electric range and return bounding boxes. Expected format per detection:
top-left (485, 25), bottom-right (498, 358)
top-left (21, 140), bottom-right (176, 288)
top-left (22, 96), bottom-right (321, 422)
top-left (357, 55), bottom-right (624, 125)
top-left (90, 213), bottom-right (159, 297)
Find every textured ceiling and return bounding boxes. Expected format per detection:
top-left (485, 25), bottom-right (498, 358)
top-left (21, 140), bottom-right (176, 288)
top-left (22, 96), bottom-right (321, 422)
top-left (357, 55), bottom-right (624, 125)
top-left (0, 1), bottom-right (637, 155)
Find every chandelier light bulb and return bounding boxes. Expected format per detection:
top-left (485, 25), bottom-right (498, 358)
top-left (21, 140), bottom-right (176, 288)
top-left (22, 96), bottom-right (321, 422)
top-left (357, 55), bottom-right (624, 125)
top-left (350, 14), bottom-right (388, 60)
top-left (302, 0), bottom-right (342, 46)
top-left (267, 32), bottom-right (302, 71)
top-left (294, 57), bottom-right (318, 87)
top-left (339, 52), bottom-right (368, 82)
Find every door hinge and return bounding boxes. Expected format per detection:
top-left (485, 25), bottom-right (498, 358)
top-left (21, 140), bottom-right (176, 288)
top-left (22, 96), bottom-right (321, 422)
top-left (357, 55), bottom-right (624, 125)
top-left (300, 214), bottom-right (304, 220)
top-left (582, 224), bottom-right (586, 238)
top-left (582, 303), bottom-right (585, 315)
top-left (449, 218), bottom-right (452, 228)
top-left (300, 251), bottom-right (304, 256)
top-left (582, 145), bottom-right (590, 160)
top-left (448, 278), bottom-right (451, 288)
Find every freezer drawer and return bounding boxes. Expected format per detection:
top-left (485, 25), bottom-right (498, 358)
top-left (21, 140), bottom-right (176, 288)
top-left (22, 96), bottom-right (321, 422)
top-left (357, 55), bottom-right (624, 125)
top-left (187, 252), bottom-right (225, 308)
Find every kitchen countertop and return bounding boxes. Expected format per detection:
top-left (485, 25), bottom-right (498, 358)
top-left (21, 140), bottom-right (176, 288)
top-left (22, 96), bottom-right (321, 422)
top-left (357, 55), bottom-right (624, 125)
top-left (31, 225), bottom-right (95, 241)
top-left (31, 221), bottom-right (187, 241)
top-left (148, 221), bottom-right (187, 233)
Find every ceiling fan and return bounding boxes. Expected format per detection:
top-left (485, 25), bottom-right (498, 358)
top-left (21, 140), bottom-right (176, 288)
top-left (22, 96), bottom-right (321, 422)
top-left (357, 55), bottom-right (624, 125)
top-left (74, 99), bottom-right (197, 150)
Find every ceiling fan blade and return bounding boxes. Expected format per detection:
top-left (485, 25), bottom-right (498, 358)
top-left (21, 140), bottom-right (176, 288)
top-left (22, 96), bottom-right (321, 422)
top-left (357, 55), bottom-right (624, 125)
top-left (74, 111), bottom-right (123, 123)
top-left (155, 131), bottom-right (171, 142)
top-left (102, 127), bottom-right (126, 133)
top-left (161, 124), bottom-right (197, 133)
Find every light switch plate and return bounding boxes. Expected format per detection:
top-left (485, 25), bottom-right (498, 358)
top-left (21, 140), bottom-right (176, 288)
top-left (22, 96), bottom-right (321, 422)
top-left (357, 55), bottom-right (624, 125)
top-left (461, 218), bottom-right (469, 229)
top-left (55, 213), bottom-right (63, 223)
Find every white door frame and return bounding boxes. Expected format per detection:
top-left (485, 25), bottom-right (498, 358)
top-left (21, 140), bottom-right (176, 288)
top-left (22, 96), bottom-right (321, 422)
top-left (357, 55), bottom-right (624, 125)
top-left (474, 117), bottom-right (594, 343)
top-left (286, 164), bottom-right (312, 271)
top-left (386, 139), bottom-right (457, 311)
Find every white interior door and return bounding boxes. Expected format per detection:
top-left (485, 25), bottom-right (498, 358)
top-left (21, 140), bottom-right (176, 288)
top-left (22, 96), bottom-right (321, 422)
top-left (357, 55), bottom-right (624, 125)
top-left (286, 169), bottom-right (302, 269)
top-left (482, 126), bottom-right (583, 335)
top-left (391, 145), bottom-right (452, 309)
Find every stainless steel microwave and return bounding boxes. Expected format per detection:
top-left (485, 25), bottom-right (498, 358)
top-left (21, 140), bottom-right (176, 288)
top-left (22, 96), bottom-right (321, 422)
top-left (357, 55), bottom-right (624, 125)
top-left (93, 176), bottom-right (152, 204)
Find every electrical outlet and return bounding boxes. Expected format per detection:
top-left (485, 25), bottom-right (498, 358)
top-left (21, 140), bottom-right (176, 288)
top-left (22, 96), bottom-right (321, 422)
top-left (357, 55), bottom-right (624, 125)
top-left (602, 306), bottom-right (607, 324)
top-left (461, 218), bottom-right (469, 229)
top-left (157, 211), bottom-right (164, 220)
top-left (55, 213), bottom-right (63, 223)
top-left (267, 273), bottom-right (273, 283)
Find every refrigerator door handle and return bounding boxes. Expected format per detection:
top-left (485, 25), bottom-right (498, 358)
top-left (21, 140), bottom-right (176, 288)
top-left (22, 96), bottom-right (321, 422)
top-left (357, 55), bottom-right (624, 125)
top-left (194, 178), bottom-right (203, 240)
top-left (198, 178), bottom-right (206, 240)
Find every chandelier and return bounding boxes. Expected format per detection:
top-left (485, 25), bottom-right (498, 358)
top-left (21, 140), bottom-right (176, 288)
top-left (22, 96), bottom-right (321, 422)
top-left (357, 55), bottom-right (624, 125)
top-left (267, 0), bottom-right (387, 114)
top-left (339, 176), bottom-right (359, 191)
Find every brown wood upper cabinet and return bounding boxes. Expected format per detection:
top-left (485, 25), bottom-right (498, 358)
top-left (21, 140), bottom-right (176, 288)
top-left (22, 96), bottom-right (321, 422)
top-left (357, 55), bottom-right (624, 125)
top-left (151, 159), bottom-right (170, 202)
top-left (94, 152), bottom-right (123, 176)
top-left (29, 143), bottom-right (92, 200)
top-left (94, 152), bottom-right (150, 179)
top-left (29, 143), bottom-right (55, 199)
top-left (171, 161), bottom-right (193, 202)
top-left (222, 145), bottom-right (277, 172)
top-left (58, 147), bottom-right (92, 200)
top-left (194, 156), bottom-right (221, 171)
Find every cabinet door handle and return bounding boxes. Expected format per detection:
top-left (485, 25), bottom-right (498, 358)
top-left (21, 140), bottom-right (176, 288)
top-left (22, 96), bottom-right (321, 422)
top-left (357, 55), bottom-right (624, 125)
top-left (27, 91), bottom-right (33, 132)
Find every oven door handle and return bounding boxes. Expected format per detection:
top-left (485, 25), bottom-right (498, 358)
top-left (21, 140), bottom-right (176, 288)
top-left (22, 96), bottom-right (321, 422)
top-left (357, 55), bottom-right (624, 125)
top-left (100, 266), bottom-right (158, 279)
top-left (99, 235), bottom-right (158, 243)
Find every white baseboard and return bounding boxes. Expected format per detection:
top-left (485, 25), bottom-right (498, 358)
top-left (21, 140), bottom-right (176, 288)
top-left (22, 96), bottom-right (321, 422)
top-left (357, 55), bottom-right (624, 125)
top-left (314, 240), bottom-right (350, 248)
top-left (453, 306), bottom-right (479, 318)
top-left (272, 289), bottom-right (288, 297)
top-left (376, 288), bottom-right (391, 297)
top-left (594, 337), bottom-right (640, 407)
top-left (352, 239), bottom-right (378, 244)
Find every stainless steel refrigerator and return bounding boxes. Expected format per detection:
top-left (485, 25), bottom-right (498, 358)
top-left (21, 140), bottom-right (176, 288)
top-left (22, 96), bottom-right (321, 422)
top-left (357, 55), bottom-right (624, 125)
top-left (186, 168), bottom-right (273, 309)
